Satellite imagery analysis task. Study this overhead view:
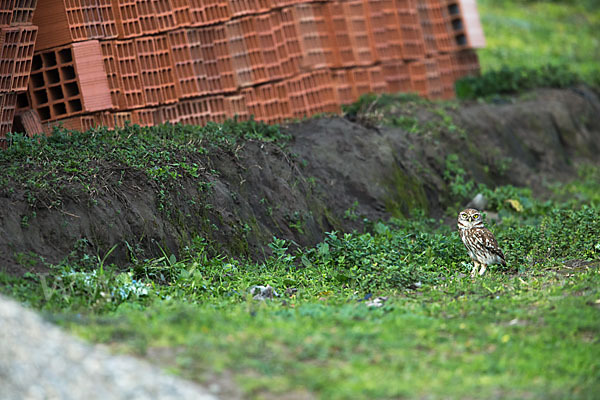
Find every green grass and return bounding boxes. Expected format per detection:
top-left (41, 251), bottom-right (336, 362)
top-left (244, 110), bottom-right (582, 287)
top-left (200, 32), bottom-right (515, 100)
top-left (456, 0), bottom-right (600, 98)
top-left (0, 118), bottom-right (286, 193)
top-left (0, 118), bottom-right (287, 214)
top-left (477, 0), bottom-right (600, 83)
top-left (2, 167), bottom-right (600, 399)
top-left (61, 270), bottom-right (599, 399)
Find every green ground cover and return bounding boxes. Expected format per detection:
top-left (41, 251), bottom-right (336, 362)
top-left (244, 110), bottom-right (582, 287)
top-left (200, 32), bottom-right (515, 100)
top-left (457, 0), bottom-right (600, 98)
top-left (2, 164), bottom-right (600, 399)
top-left (0, 118), bottom-right (286, 207)
top-left (477, 0), bottom-right (600, 81)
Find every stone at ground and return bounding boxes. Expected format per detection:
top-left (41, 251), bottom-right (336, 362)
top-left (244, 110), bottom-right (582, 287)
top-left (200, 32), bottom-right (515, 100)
top-left (0, 295), bottom-right (219, 400)
top-left (467, 193), bottom-right (487, 210)
top-left (250, 284), bottom-right (279, 300)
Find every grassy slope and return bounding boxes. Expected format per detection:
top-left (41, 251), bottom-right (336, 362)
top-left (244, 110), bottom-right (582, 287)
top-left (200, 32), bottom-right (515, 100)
top-left (477, 0), bottom-right (600, 81)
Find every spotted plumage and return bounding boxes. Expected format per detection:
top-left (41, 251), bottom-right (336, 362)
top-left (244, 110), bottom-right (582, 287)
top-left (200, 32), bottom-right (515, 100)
top-left (457, 208), bottom-right (506, 277)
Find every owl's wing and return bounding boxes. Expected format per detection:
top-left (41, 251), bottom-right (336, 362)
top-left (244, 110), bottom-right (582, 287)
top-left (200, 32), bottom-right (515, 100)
top-left (472, 228), bottom-right (506, 263)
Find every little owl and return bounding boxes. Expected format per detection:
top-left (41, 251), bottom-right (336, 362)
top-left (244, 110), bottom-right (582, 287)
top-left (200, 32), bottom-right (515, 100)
top-left (457, 208), bottom-right (506, 277)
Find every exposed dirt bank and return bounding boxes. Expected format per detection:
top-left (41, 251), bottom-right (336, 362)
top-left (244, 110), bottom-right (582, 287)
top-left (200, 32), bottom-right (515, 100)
top-left (1, 86), bottom-right (599, 275)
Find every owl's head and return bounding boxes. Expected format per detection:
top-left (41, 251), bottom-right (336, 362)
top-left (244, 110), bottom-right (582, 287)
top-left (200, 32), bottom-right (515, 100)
top-left (457, 208), bottom-right (484, 229)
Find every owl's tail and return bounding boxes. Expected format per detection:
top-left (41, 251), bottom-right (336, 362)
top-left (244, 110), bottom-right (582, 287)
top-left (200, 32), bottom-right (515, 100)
top-left (497, 248), bottom-right (508, 267)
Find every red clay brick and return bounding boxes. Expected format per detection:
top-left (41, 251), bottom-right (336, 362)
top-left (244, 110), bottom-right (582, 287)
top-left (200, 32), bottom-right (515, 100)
top-left (226, 94), bottom-right (249, 121)
top-left (72, 40), bottom-right (114, 112)
top-left (15, 108), bottom-right (44, 137)
top-left (10, 0), bottom-right (36, 25)
top-left (115, 39), bottom-right (145, 109)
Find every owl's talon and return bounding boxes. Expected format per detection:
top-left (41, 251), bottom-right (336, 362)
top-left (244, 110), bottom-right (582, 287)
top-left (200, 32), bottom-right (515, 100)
top-left (471, 262), bottom-right (479, 277)
top-left (479, 264), bottom-right (487, 276)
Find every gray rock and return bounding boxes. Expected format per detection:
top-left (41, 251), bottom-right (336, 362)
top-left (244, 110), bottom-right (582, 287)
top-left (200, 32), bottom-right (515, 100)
top-left (365, 297), bottom-right (388, 308)
top-left (0, 295), bottom-right (219, 400)
top-left (466, 193), bottom-right (487, 211)
top-left (250, 285), bottom-right (279, 300)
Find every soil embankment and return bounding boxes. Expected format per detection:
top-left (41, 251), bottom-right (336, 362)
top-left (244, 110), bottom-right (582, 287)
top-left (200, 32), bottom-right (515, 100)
top-left (1, 87), bottom-right (599, 275)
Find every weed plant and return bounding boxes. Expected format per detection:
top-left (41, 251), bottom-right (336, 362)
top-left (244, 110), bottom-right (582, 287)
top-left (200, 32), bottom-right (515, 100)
top-left (455, 64), bottom-right (583, 99)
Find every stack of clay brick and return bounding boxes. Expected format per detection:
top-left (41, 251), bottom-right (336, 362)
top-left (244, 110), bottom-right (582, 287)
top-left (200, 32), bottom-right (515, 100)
top-left (0, 0), bottom-right (38, 144)
top-left (11, 0), bottom-right (485, 137)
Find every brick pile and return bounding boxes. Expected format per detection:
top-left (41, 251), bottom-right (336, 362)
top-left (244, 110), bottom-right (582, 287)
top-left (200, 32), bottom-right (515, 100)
top-left (0, 0), bottom-right (38, 145)
top-left (5, 0), bottom-right (485, 138)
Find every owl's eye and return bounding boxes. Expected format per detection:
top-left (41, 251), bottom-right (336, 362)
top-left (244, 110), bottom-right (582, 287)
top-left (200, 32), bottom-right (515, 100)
top-left (460, 213), bottom-right (467, 219)
top-left (474, 214), bottom-right (480, 219)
